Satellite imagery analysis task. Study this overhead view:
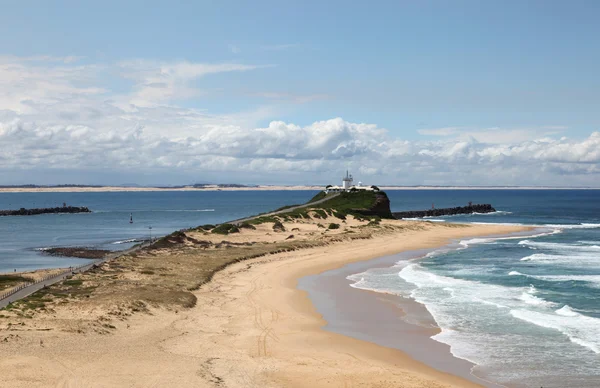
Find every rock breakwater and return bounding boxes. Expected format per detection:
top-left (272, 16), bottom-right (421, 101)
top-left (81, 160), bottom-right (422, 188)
top-left (393, 204), bottom-right (496, 219)
top-left (0, 206), bottom-right (91, 217)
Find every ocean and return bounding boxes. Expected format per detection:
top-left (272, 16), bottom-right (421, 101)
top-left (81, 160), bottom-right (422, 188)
top-left (2, 189), bottom-right (599, 386)
top-left (347, 189), bottom-right (600, 388)
top-left (0, 190), bottom-right (318, 272)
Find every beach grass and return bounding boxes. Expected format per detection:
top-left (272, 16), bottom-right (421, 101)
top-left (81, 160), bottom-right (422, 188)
top-left (0, 275), bottom-right (32, 291)
top-left (0, 219), bottom-right (389, 324)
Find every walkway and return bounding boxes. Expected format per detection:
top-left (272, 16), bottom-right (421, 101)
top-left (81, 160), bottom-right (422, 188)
top-left (0, 243), bottom-right (149, 309)
top-left (0, 192), bottom-right (336, 308)
top-left (230, 193), bottom-right (339, 225)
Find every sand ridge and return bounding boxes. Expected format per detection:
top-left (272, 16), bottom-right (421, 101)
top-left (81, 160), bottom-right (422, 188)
top-left (0, 218), bottom-right (529, 387)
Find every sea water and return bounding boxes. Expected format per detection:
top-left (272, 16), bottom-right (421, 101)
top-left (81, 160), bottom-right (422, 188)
top-left (3, 189), bottom-right (600, 385)
top-left (348, 189), bottom-right (600, 387)
top-left (0, 190), bottom-right (318, 272)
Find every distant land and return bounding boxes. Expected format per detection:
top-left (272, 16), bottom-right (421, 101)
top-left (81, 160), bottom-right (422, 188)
top-left (1, 184), bottom-right (600, 193)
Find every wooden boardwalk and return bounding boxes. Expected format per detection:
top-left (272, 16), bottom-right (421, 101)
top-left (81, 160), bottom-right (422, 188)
top-left (0, 243), bottom-right (149, 309)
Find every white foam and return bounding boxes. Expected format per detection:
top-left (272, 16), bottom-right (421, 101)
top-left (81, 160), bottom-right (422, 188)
top-left (112, 238), bottom-right (147, 245)
top-left (578, 240), bottom-right (600, 245)
top-left (518, 240), bottom-right (600, 252)
top-left (459, 237), bottom-right (497, 247)
top-left (520, 253), bottom-right (600, 268)
top-left (556, 305), bottom-right (579, 317)
top-left (507, 271), bottom-right (600, 287)
top-left (397, 264), bottom-right (570, 367)
top-left (472, 210), bottom-right (513, 215)
top-left (544, 223), bottom-right (600, 229)
top-left (346, 270), bottom-right (408, 296)
top-left (402, 217), bottom-right (445, 222)
top-left (510, 307), bottom-right (600, 354)
top-left (519, 291), bottom-right (556, 307)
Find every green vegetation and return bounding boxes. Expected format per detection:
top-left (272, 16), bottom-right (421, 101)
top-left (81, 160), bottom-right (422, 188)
top-left (272, 220), bottom-right (286, 232)
top-left (332, 210), bottom-right (347, 220)
top-left (211, 223), bottom-right (240, 235)
top-left (311, 209), bottom-right (328, 219)
top-left (241, 190), bottom-right (390, 227)
top-left (63, 279), bottom-right (83, 287)
top-left (0, 275), bottom-right (32, 291)
top-left (308, 191), bottom-right (327, 203)
top-left (247, 215), bottom-right (279, 225)
top-left (328, 223), bottom-right (340, 230)
top-left (239, 222), bottom-right (257, 230)
top-left (312, 191), bottom-right (381, 213)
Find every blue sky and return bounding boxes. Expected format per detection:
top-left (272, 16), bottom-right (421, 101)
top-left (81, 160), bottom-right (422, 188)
top-left (0, 1), bottom-right (599, 185)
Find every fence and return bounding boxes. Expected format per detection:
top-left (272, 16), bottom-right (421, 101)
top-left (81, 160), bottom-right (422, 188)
top-left (0, 261), bottom-right (94, 302)
top-left (0, 241), bottom-right (152, 306)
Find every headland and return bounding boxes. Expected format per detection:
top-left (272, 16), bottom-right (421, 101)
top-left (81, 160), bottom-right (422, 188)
top-left (0, 189), bottom-right (531, 387)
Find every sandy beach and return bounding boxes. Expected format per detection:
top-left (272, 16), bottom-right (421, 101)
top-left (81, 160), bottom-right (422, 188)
top-left (0, 218), bottom-right (529, 387)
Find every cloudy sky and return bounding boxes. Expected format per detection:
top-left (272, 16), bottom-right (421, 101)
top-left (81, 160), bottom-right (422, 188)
top-left (1, 1), bottom-right (599, 186)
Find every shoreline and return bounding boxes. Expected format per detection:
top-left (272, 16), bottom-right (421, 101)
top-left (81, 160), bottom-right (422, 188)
top-left (299, 229), bottom-right (542, 388)
top-left (0, 220), bottom-right (531, 387)
top-left (211, 221), bottom-right (532, 387)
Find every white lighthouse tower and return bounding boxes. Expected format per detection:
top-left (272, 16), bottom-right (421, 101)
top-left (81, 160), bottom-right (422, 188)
top-left (342, 170), bottom-right (353, 191)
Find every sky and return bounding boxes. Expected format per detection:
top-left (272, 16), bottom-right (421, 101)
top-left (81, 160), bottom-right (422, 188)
top-left (1, 0), bottom-right (599, 186)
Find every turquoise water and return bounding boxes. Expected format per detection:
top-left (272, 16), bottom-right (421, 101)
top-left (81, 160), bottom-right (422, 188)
top-left (348, 189), bottom-right (600, 387)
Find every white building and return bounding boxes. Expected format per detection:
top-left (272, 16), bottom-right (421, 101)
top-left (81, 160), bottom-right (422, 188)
top-left (342, 170), bottom-right (353, 190)
top-left (324, 171), bottom-right (379, 193)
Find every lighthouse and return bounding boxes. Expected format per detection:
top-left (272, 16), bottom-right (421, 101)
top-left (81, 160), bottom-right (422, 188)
top-left (342, 170), bottom-right (353, 191)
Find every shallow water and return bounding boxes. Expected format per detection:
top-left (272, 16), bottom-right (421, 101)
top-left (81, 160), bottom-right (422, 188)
top-left (0, 190), bottom-right (318, 272)
top-left (348, 189), bottom-right (600, 387)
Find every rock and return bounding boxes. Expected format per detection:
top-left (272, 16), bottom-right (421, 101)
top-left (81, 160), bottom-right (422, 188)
top-left (42, 247), bottom-right (110, 259)
top-left (0, 206), bottom-right (91, 217)
top-left (393, 204), bottom-right (496, 219)
top-left (351, 192), bottom-right (394, 219)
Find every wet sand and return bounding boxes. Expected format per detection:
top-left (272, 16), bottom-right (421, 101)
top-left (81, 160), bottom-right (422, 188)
top-left (0, 220), bottom-right (530, 387)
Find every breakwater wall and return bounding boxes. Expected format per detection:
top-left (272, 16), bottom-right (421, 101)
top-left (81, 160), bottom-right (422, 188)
top-left (393, 204), bottom-right (496, 219)
top-left (0, 206), bottom-right (91, 217)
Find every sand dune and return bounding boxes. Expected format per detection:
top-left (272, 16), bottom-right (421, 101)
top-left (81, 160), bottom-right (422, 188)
top-left (0, 219), bottom-right (528, 387)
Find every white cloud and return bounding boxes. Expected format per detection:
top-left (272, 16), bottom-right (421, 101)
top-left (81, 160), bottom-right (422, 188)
top-left (1, 55), bottom-right (600, 186)
top-left (418, 126), bottom-right (566, 144)
top-left (116, 60), bottom-right (271, 107)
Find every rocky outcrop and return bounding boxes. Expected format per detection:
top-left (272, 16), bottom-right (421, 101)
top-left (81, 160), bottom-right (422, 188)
top-left (352, 192), bottom-right (394, 219)
top-left (393, 204), bottom-right (496, 219)
top-left (41, 247), bottom-right (109, 259)
top-left (0, 206), bottom-right (91, 217)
